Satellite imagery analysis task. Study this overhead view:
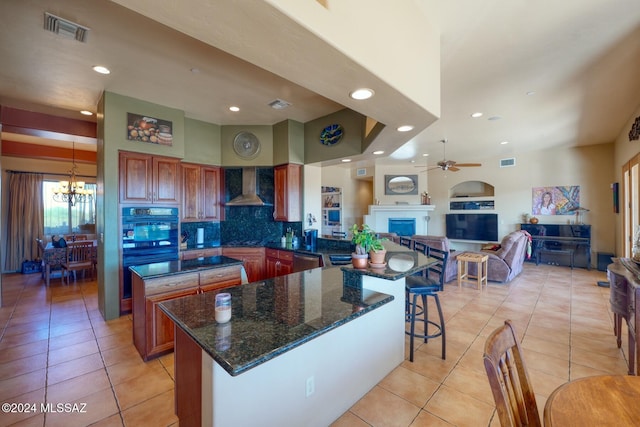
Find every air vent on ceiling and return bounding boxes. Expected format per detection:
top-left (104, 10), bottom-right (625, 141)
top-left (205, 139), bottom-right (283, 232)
top-left (268, 99), bottom-right (292, 110)
top-left (44, 12), bottom-right (90, 43)
top-left (500, 157), bottom-right (516, 168)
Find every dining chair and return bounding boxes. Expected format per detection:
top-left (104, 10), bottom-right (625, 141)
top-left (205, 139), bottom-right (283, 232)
top-left (483, 320), bottom-right (541, 427)
top-left (62, 240), bottom-right (95, 284)
top-left (64, 233), bottom-right (88, 242)
top-left (399, 236), bottom-right (413, 249)
top-left (405, 246), bottom-right (447, 361)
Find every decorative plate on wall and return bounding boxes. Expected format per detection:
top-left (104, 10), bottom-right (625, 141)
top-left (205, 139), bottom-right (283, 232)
top-left (233, 131), bottom-right (261, 159)
top-left (320, 124), bottom-right (344, 146)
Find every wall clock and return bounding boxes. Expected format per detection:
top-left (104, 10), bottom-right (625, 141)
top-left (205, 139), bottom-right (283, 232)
top-left (233, 131), bottom-right (261, 159)
top-left (320, 124), bottom-right (344, 146)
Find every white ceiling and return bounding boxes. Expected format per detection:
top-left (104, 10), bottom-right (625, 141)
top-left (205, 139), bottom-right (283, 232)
top-left (1, 0), bottom-right (640, 169)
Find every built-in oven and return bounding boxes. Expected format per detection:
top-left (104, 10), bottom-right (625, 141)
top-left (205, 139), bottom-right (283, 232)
top-left (121, 207), bottom-right (179, 304)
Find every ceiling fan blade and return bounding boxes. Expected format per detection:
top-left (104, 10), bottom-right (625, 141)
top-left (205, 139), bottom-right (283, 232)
top-left (455, 163), bottom-right (482, 167)
top-left (448, 166), bottom-right (460, 172)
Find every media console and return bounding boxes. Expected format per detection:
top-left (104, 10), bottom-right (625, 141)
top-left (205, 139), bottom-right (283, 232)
top-left (520, 223), bottom-right (591, 269)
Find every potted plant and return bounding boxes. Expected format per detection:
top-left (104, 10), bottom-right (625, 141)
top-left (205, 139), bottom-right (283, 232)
top-left (349, 224), bottom-right (387, 268)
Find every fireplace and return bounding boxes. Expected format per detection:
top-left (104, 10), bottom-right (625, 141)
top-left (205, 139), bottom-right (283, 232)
top-left (364, 204), bottom-right (434, 235)
top-left (388, 218), bottom-right (416, 237)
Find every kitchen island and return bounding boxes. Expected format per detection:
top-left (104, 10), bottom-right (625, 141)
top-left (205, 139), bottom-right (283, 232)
top-left (160, 242), bottom-right (435, 427)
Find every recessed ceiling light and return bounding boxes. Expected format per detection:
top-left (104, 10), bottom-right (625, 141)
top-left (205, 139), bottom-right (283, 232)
top-left (526, 91), bottom-right (536, 96)
top-left (500, 141), bottom-right (509, 145)
top-left (190, 68), bottom-right (200, 74)
top-left (92, 65), bottom-right (110, 74)
top-left (80, 110), bottom-right (93, 116)
top-left (422, 153), bottom-right (429, 157)
top-left (410, 160), bottom-right (416, 163)
top-left (471, 112), bottom-right (483, 118)
top-left (373, 150), bottom-right (384, 155)
top-left (341, 159), bottom-right (351, 163)
top-left (397, 125), bottom-right (414, 132)
top-left (488, 116), bottom-right (502, 121)
top-left (229, 106), bottom-right (240, 112)
top-left (349, 88), bottom-right (374, 100)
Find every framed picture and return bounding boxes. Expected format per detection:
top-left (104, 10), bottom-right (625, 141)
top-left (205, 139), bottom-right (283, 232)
top-left (126, 113), bottom-right (173, 146)
top-left (531, 186), bottom-right (580, 215)
top-left (385, 175), bottom-right (418, 195)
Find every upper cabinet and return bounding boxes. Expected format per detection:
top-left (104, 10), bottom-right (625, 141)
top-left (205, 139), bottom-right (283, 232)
top-left (119, 151), bottom-right (180, 205)
top-left (273, 164), bottom-right (302, 222)
top-left (181, 163), bottom-right (223, 222)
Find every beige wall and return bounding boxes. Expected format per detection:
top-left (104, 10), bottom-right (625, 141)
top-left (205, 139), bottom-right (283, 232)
top-left (325, 143), bottom-right (617, 262)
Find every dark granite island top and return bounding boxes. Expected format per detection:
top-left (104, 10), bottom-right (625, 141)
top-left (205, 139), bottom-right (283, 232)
top-left (158, 266), bottom-right (393, 376)
top-left (129, 255), bottom-right (243, 279)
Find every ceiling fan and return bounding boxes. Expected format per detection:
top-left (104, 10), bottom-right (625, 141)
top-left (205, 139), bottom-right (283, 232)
top-left (419, 139), bottom-right (482, 172)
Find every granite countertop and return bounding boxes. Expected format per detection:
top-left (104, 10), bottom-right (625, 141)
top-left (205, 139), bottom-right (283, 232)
top-left (158, 267), bottom-right (393, 376)
top-left (129, 255), bottom-right (243, 279)
top-left (181, 241), bottom-right (221, 251)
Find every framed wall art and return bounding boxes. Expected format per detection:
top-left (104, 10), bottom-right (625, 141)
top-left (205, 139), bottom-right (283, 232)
top-left (531, 185), bottom-right (580, 215)
top-left (385, 175), bottom-right (418, 195)
top-left (127, 113), bottom-right (173, 146)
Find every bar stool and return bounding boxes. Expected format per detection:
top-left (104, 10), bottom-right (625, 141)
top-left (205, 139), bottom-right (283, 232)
top-left (457, 252), bottom-right (489, 290)
top-left (400, 236), bottom-right (413, 248)
top-left (405, 246), bottom-right (447, 361)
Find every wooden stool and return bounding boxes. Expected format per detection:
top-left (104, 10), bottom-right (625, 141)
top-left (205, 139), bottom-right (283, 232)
top-left (457, 253), bottom-right (489, 290)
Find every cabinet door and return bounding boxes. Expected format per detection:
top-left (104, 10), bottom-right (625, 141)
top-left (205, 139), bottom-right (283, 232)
top-left (274, 164), bottom-right (302, 222)
top-left (181, 163), bottom-right (201, 221)
top-left (119, 151), bottom-right (152, 203)
top-left (266, 256), bottom-right (279, 278)
top-left (201, 166), bottom-right (222, 221)
top-left (146, 288), bottom-right (198, 359)
top-left (181, 247), bottom-right (222, 260)
top-left (223, 248), bottom-right (265, 282)
top-left (199, 265), bottom-right (242, 293)
top-left (153, 156), bottom-right (180, 205)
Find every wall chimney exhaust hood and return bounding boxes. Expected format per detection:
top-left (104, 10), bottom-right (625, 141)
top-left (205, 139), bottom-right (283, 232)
top-left (226, 167), bottom-right (266, 206)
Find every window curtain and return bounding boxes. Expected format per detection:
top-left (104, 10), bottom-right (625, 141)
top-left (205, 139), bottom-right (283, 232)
top-left (5, 172), bottom-right (44, 271)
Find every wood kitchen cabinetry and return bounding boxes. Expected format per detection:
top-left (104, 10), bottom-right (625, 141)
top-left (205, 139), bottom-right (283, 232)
top-left (132, 265), bottom-right (242, 360)
top-left (119, 151), bottom-right (180, 205)
top-left (273, 164), bottom-right (302, 222)
top-left (265, 248), bottom-right (293, 278)
top-left (222, 247), bottom-right (265, 282)
top-left (181, 163), bottom-right (223, 222)
top-left (180, 247), bottom-right (221, 260)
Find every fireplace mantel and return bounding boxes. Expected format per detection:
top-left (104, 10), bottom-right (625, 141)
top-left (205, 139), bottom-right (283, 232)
top-left (364, 204), bottom-right (435, 235)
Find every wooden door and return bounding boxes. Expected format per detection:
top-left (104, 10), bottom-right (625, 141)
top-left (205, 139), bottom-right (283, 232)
top-left (119, 151), bottom-right (152, 203)
top-left (153, 156), bottom-right (180, 205)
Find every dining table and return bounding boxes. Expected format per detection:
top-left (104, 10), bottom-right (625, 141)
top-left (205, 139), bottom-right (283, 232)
top-left (544, 375), bottom-right (640, 426)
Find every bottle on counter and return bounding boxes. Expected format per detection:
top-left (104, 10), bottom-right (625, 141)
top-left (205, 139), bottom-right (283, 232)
top-left (215, 293), bottom-right (232, 323)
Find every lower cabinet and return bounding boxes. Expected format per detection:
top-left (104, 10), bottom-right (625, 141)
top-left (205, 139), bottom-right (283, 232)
top-left (222, 247), bottom-right (265, 282)
top-left (132, 266), bottom-right (242, 361)
top-left (265, 248), bottom-right (293, 278)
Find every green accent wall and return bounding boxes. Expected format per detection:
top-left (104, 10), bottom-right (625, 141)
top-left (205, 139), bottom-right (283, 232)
top-left (273, 120), bottom-right (304, 165)
top-left (304, 109), bottom-right (366, 163)
top-left (184, 118), bottom-right (221, 165)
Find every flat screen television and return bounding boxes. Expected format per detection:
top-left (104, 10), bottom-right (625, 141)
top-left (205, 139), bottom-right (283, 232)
top-left (327, 210), bottom-right (340, 224)
top-left (446, 213), bottom-right (498, 242)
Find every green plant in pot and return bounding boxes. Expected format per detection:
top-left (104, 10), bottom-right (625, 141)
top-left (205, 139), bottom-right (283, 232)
top-left (349, 224), bottom-right (387, 268)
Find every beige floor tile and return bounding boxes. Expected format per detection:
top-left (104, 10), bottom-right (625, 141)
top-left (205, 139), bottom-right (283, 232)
top-left (350, 386), bottom-right (421, 427)
top-left (331, 411), bottom-right (370, 427)
top-left (46, 368), bottom-right (111, 404)
top-left (121, 389), bottom-right (178, 427)
top-left (0, 369), bottom-right (46, 401)
top-left (0, 352), bottom-right (48, 380)
top-left (48, 339), bottom-right (100, 366)
top-left (443, 363), bottom-right (494, 404)
top-left (521, 334), bottom-right (570, 360)
top-left (48, 328), bottom-right (97, 351)
top-left (409, 410), bottom-right (455, 427)
top-left (46, 352), bottom-right (105, 385)
top-left (44, 387), bottom-right (120, 427)
top-left (0, 387), bottom-right (45, 426)
top-left (379, 365), bottom-right (440, 407)
top-left (106, 358), bottom-right (164, 386)
top-left (113, 368), bottom-right (174, 410)
top-left (425, 384), bottom-right (495, 427)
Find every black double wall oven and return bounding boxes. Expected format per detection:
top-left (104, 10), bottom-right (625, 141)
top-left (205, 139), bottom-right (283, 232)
top-left (122, 207), bottom-right (179, 301)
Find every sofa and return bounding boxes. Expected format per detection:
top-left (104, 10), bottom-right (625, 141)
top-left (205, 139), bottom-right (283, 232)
top-left (410, 235), bottom-right (459, 283)
top-left (464, 230), bottom-right (530, 283)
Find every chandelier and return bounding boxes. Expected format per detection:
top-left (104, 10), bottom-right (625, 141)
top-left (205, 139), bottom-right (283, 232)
top-left (53, 142), bottom-right (92, 206)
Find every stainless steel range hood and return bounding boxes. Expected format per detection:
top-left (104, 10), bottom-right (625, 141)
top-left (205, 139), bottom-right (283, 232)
top-left (226, 167), bottom-right (266, 206)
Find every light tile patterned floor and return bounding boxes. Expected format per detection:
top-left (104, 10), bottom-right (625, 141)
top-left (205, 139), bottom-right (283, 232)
top-left (0, 262), bottom-right (627, 426)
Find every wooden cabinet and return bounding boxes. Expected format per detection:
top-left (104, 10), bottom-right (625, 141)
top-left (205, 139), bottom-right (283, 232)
top-left (133, 272), bottom-right (199, 361)
top-left (181, 247), bottom-right (221, 260)
top-left (181, 163), bottom-right (223, 222)
top-left (119, 151), bottom-right (180, 205)
top-left (265, 248), bottom-right (293, 278)
top-left (132, 265), bottom-right (242, 360)
top-left (222, 247), bottom-right (265, 282)
top-left (274, 164), bottom-right (302, 222)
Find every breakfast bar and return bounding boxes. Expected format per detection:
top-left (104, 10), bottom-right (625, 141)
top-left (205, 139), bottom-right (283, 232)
top-left (159, 243), bottom-right (435, 427)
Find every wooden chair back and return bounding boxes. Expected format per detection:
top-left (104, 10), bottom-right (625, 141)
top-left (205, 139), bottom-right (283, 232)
top-left (64, 234), bottom-right (88, 242)
top-left (66, 241), bottom-right (94, 263)
top-left (483, 320), bottom-right (541, 427)
top-left (399, 237), bottom-right (413, 248)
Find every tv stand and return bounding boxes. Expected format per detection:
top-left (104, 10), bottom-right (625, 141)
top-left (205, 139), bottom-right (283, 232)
top-left (520, 223), bottom-right (591, 269)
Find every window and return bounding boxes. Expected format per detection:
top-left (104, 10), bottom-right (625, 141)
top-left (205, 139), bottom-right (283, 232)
top-left (43, 180), bottom-right (96, 236)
